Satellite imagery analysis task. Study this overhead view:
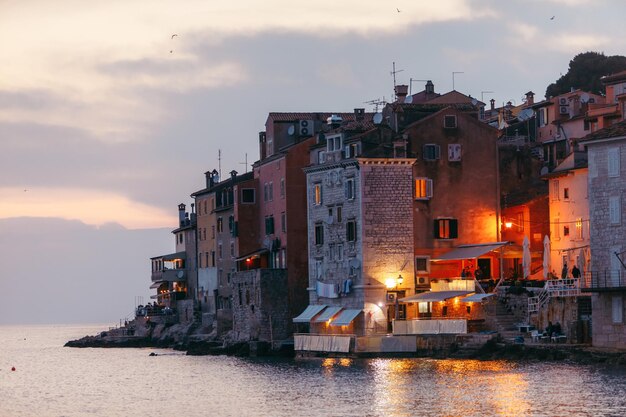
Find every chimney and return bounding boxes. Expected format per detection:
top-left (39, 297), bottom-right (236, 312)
top-left (354, 108), bottom-right (365, 121)
top-left (395, 84), bottom-right (408, 102)
top-left (425, 80), bottom-right (434, 95)
top-left (259, 131), bottom-right (267, 160)
top-left (178, 203), bottom-right (186, 226)
top-left (230, 170), bottom-right (238, 181)
top-left (525, 91), bottom-right (535, 106)
top-left (490, 99), bottom-right (495, 110)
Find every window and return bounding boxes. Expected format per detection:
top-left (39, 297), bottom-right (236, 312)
top-left (553, 218), bottom-right (560, 240)
top-left (415, 256), bottom-right (430, 273)
top-left (336, 206), bottom-right (343, 223)
top-left (314, 183), bottom-right (322, 205)
top-left (263, 183), bottom-right (269, 202)
top-left (415, 178), bottom-right (433, 200)
top-left (280, 178), bottom-right (285, 198)
top-left (608, 147), bottom-right (621, 177)
top-left (242, 188), bottom-right (255, 203)
top-left (217, 217), bottom-right (223, 233)
top-left (423, 144), bottom-right (441, 161)
top-left (448, 144), bottom-right (462, 161)
top-left (418, 302), bottom-right (431, 313)
top-left (612, 296), bottom-right (623, 324)
top-left (265, 216), bottom-right (275, 235)
top-left (281, 211), bottom-right (286, 233)
top-left (442, 306), bottom-right (448, 316)
top-left (337, 244), bottom-right (344, 261)
top-left (552, 180), bottom-right (560, 200)
top-left (563, 225), bottom-right (570, 237)
top-left (576, 218), bottom-right (583, 239)
top-left (218, 243), bottom-right (223, 259)
top-left (345, 143), bottom-right (360, 158)
top-left (329, 244), bottom-right (335, 261)
top-left (318, 151), bottom-right (326, 164)
top-left (178, 233), bottom-right (183, 244)
top-left (609, 196), bottom-right (621, 224)
top-left (516, 212), bottom-right (524, 232)
top-left (443, 115), bottom-right (457, 128)
top-left (434, 218), bottom-right (458, 239)
top-left (563, 188), bottom-right (570, 200)
top-left (211, 225), bottom-right (215, 239)
top-left (315, 223), bottom-right (324, 245)
top-left (345, 178), bottom-right (355, 200)
top-left (346, 220), bottom-right (357, 242)
top-left (327, 135), bottom-right (342, 151)
top-left (230, 242), bottom-right (235, 257)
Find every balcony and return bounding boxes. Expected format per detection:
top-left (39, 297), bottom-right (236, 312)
top-left (151, 268), bottom-right (187, 282)
top-left (581, 270), bottom-right (626, 292)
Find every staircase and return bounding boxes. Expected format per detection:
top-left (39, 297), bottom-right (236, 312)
top-left (494, 302), bottom-right (523, 342)
top-left (528, 278), bottom-right (582, 315)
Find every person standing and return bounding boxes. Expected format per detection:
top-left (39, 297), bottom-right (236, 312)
top-left (561, 263), bottom-right (568, 279)
top-left (572, 265), bottom-right (581, 279)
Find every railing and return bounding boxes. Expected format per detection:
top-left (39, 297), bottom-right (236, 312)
top-left (392, 318), bottom-right (467, 335)
top-left (581, 270), bottom-right (626, 291)
top-left (528, 278), bottom-right (581, 314)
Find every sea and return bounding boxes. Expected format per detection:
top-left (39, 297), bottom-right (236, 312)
top-left (1, 324), bottom-right (626, 417)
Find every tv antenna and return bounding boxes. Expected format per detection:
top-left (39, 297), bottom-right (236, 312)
top-left (239, 153), bottom-right (249, 173)
top-left (364, 98), bottom-right (386, 112)
top-left (390, 61), bottom-right (404, 98)
top-left (481, 91), bottom-right (494, 102)
top-left (452, 71), bottom-right (464, 90)
top-left (409, 78), bottom-right (428, 95)
top-left (218, 149), bottom-right (222, 179)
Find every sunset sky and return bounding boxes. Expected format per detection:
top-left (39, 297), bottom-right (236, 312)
top-left (1, 0), bottom-right (624, 323)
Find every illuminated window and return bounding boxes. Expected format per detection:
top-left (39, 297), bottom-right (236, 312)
top-left (575, 218), bottom-right (583, 239)
top-left (314, 183), bottom-right (322, 205)
top-left (415, 178), bottom-right (433, 199)
top-left (434, 218), bottom-right (458, 239)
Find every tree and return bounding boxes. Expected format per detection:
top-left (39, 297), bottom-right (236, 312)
top-left (545, 52), bottom-right (626, 98)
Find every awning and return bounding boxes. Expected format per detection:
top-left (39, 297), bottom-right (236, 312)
top-left (431, 242), bottom-right (509, 261)
top-left (330, 309), bottom-right (362, 326)
top-left (235, 248), bottom-right (269, 262)
top-left (293, 305), bottom-right (327, 323)
top-left (313, 306), bottom-right (343, 323)
top-left (162, 251), bottom-right (186, 261)
top-left (150, 281), bottom-right (166, 289)
top-left (399, 290), bottom-right (473, 303)
top-left (461, 293), bottom-right (495, 303)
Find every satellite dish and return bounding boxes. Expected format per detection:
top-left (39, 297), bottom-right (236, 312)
top-left (373, 113), bottom-right (383, 124)
top-left (471, 98), bottom-right (478, 106)
top-left (580, 93), bottom-right (590, 103)
top-left (287, 125), bottom-right (295, 136)
top-left (404, 95), bottom-right (413, 104)
top-left (518, 108), bottom-right (534, 121)
top-left (177, 270), bottom-right (184, 279)
top-left (325, 216), bottom-right (334, 225)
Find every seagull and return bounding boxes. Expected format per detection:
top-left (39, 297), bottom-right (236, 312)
top-left (171, 34), bottom-right (178, 39)
top-left (550, 16), bottom-right (555, 20)
top-left (397, 8), bottom-right (401, 12)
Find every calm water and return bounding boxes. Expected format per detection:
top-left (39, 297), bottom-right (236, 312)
top-left (1, 325), bottom-right (626, 417)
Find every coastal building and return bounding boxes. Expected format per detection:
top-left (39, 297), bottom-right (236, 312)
top-left (149, 203), bottom-right (197, 323)
top-left (580, 120), bottom-right (626, 349)
top-left (587, 70), bottom-right (626, 130)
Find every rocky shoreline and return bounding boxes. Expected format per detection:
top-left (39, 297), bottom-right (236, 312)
top-left (65, 320), bottom-right (626, 365)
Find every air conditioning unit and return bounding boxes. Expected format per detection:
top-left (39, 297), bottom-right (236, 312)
top-left (559, 106), bottom-right (569, 114)
top-left (559, 97), bottom-right (567, 105)
top-left (299, 120), bottom-right (314, 136)
top-left (416, 276), bottom-right (430, 287)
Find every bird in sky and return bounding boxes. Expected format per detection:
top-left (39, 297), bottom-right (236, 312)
top-left (171, 34), bottom-right (178, 39)
top-left (550, 16), bottom-right (555, 20)
top-left (397, 8), bottom-right (401, 13)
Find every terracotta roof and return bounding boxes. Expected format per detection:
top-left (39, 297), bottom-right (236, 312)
top-left (425, 90), bottom-right (484, 106)
top-left (601, 70), bottom-right (626, 84)
top-left (266, 112), bottom-right (374, 122)
top-left (580, 120), bottom-right (626, 143)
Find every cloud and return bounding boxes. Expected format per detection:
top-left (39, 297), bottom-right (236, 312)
top-left (0, 187), bottom-right (176, 229)
top-left (550, 33), bottom-right (612, 52)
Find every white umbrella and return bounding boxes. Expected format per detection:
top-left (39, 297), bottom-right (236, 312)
top-left (578, 248), bottom-right (586, 274)
top-left (522, 235), bottom-right (531, 279)
top-left (543, 235), bottom-right (551, 280)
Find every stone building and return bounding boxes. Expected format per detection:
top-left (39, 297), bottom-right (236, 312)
top-left (580, 120), bottom-right (626, 349)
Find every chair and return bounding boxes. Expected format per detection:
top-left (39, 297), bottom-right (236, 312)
top-left (530, 330), bottom-right (540, 342)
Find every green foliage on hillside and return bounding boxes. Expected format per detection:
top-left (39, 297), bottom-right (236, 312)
top-left (545, 52), bottom-right (626, 98)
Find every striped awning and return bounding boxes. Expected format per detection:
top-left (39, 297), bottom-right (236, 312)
top-left (293, 305), bottom-right (327, 323)
top-left (431, 242), bottom-right (509, 261)
top-left (330, 309), bottom-right (362, 326)
top-left (150, 281), bottom-right (165, 289)
top-left (313, 306), bottom-right (343, 323)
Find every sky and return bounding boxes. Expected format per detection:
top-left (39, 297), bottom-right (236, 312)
top-left (1, 0), bottom-right (625, 324)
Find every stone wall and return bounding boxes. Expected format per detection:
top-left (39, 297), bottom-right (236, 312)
top-left (231, 269), bottom-right (289, 342)
top-left (592, 293), bottom-right (626, 348)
